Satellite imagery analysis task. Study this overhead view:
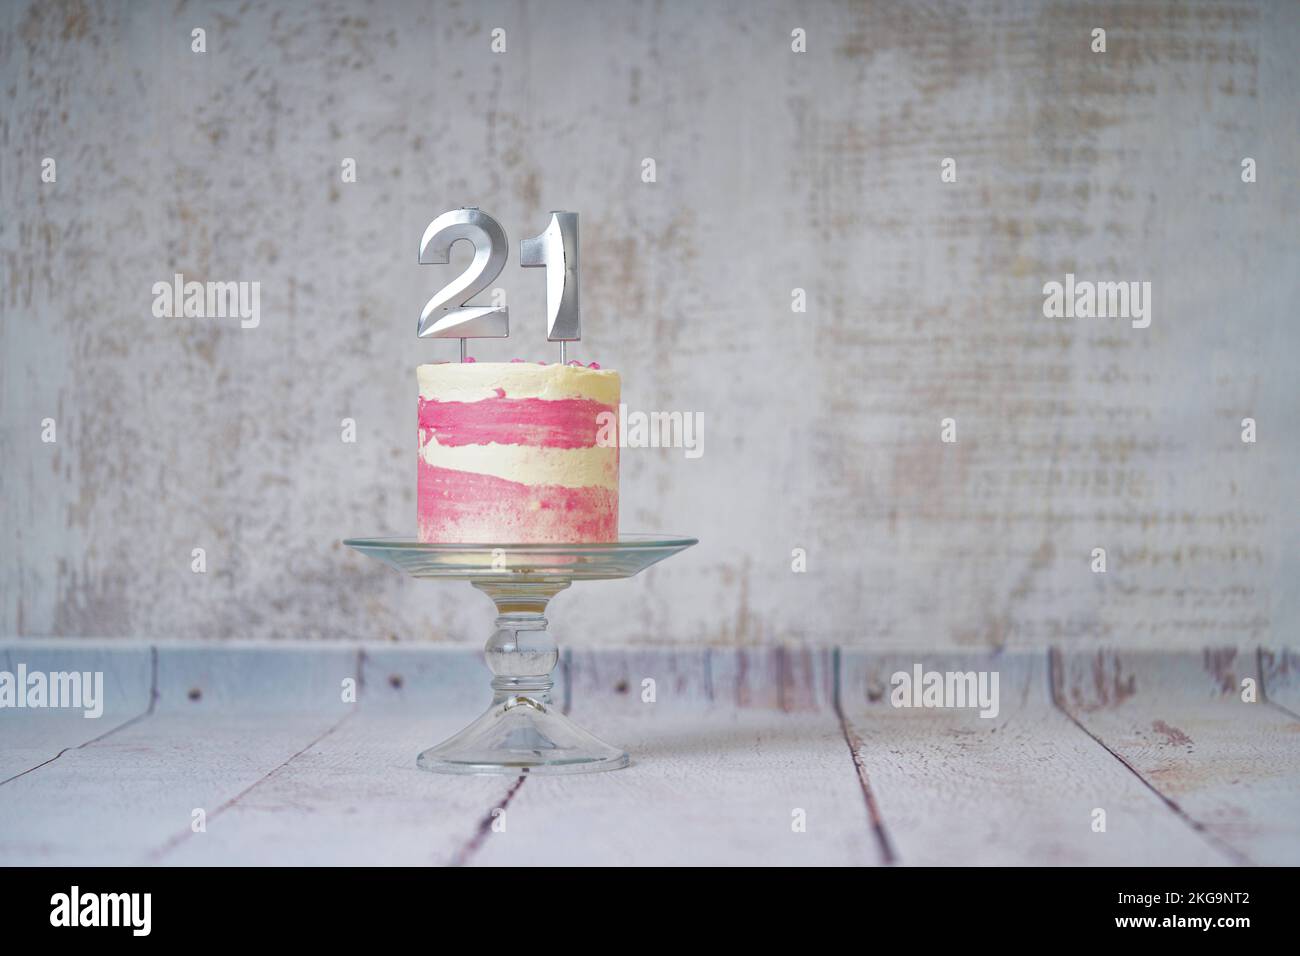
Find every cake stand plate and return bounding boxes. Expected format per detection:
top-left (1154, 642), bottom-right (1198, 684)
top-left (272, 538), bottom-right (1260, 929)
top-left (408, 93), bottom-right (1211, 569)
top-left (343, 534), bottom-right (697, 775)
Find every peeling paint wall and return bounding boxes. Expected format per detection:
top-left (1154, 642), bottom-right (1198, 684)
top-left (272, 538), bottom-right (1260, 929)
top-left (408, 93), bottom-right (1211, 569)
top-left (2, 0), bottom-right (1297, 648)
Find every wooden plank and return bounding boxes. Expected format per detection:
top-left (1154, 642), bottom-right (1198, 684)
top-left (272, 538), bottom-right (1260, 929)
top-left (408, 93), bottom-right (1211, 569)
top-left (0, 645), bottom-right (358, 865)
top-left (0, 643), bottom-right (155, 783)
top-left (160, 646), bottom-right (522, 866)
top-left (1053, 649), bottom-right (1300, 866)
top-left (467, 648), bottom-right (880, 867)
top-left (3, 643), bottom-right (1294, 866)
top-left (1260, 647), bottom-right (1300, 718)
top-left (840, 651), bottom-right (1230, 865)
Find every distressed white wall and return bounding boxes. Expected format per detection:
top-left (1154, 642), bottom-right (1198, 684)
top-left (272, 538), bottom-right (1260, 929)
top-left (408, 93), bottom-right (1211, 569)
top-left (2, 0), bottom-right (1296, 648)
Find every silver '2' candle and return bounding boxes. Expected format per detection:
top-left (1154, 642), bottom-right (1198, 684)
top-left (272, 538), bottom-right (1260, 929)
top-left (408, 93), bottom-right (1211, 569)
top-left (418, 207), bottom-right (510, 361)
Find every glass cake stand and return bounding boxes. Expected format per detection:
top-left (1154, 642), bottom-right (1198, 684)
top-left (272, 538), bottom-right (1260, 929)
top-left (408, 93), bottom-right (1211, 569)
top-left (343, 533), bottom-right (697, 775)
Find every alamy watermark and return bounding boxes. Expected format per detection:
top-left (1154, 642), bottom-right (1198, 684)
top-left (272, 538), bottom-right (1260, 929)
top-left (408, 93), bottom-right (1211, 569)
top-left (1042, 273), bottom-right (1151, 329)
top-left (890, 664), bottom-right (999, 718)
top-left (596, 405), bottom-right (704, 459)
top-left (0, 664), bottom-right (104, 718)
top-left (151, 272), bottom-right (260, 328)
top-left (50, 886), bottom-right (151, 936)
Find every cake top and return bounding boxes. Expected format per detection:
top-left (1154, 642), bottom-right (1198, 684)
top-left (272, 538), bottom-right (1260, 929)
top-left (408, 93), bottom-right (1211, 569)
top-left (417, 360), bottom-right (620, 405)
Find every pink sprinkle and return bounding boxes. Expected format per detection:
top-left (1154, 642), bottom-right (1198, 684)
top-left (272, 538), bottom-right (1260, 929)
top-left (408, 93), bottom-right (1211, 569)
top-left (538, 361), bottom-right (547, 366)
top-left (510, 358), bottom-right (524, 363)
top-left (588, 362), bottom-right (601, 369)
top-left (567, 360), bottom-right (583, 367)
top-left (465, 356), bottom-right (476, 363)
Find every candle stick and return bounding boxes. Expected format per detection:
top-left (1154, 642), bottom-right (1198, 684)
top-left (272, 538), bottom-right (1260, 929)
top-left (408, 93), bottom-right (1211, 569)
top-left (520, 211), bottom-right (580, 363)
top-left (418, 207), bottom-right (510, 361)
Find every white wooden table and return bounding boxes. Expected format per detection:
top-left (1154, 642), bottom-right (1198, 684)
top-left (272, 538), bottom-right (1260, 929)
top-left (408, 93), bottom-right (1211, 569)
top-left (1, 643), bottom-right (1297, 866)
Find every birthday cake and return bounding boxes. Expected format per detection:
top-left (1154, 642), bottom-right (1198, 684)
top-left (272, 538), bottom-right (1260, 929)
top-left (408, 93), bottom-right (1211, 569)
top-left (417, 361), bottom-right (620, 543)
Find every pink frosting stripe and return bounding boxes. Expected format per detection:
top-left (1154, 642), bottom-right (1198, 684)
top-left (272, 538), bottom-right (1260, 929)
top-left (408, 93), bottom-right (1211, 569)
top-left (418, 395), bottom-right (615, 449)
top-left (418, 461), bottom-right (618, 543)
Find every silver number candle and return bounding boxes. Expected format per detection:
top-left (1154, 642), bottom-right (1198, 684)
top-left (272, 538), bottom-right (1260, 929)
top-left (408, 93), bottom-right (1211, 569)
top-left (520, 211), bottom-right (580, 364)
top-left (418, 207), bottom-right (510, 361)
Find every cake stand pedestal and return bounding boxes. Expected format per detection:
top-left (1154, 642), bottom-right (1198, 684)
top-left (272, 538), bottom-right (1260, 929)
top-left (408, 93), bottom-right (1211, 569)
top-left (343, 534), bottom-right (697, 775)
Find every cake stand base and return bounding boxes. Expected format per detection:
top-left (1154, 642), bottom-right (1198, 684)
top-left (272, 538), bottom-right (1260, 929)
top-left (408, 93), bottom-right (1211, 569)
top-left (343, 535), bottom-right (697, 776)
top-left (416, 685), bottom-right (628, 775)
top-left (423, 579), bottom-right (628, 775)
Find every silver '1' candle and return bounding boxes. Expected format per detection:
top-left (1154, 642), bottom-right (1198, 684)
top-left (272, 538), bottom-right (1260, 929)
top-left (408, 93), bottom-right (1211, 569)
top-left (520, 211), bottom-right (580, 364)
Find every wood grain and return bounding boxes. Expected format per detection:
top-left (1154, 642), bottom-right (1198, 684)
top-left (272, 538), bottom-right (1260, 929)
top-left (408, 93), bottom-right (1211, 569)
top-left (839, 650), bottom-right (1229, 865)
top-left (0, 643), bottom-right (155, 783)
top-left (161, 647), bottom-right (519, 866)
top-left (0, 645), bottom-right (358, 864)
top-left (1260, 647), bottom-right (1300, 719)
top-left (468, 648), bottom-right (880, 866)
top-left (1, 643), bottom-right (1296, 865)
top-left (1052, 649), bottom-right (1300, 866)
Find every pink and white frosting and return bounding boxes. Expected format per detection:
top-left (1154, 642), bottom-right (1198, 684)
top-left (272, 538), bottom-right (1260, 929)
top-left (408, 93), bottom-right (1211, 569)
top-left (417, 362), bottom-right (620, 543)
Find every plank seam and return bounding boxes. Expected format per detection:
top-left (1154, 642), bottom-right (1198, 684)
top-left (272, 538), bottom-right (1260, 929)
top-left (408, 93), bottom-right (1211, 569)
top-left (1257, 646), bottom-right (1300, 723)
top-left (1046, 647), bottom-right (1251, 867)
top-left (832, 647), bottom-right (898, 865)
top-left (446, 643), bottom-right (589, 866)
top-left (777, 646), bottom-right (787, 712)
top-left (446, 651), bottom-right (579, 867)
top-left (448, 775), bottom-right (527, 867)
top-left (0, 645), bottom-right (160, 788)
top-left (561, 646), bottom-right (572, 715)
top-left (142, 647), bottom-right (363, 864)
